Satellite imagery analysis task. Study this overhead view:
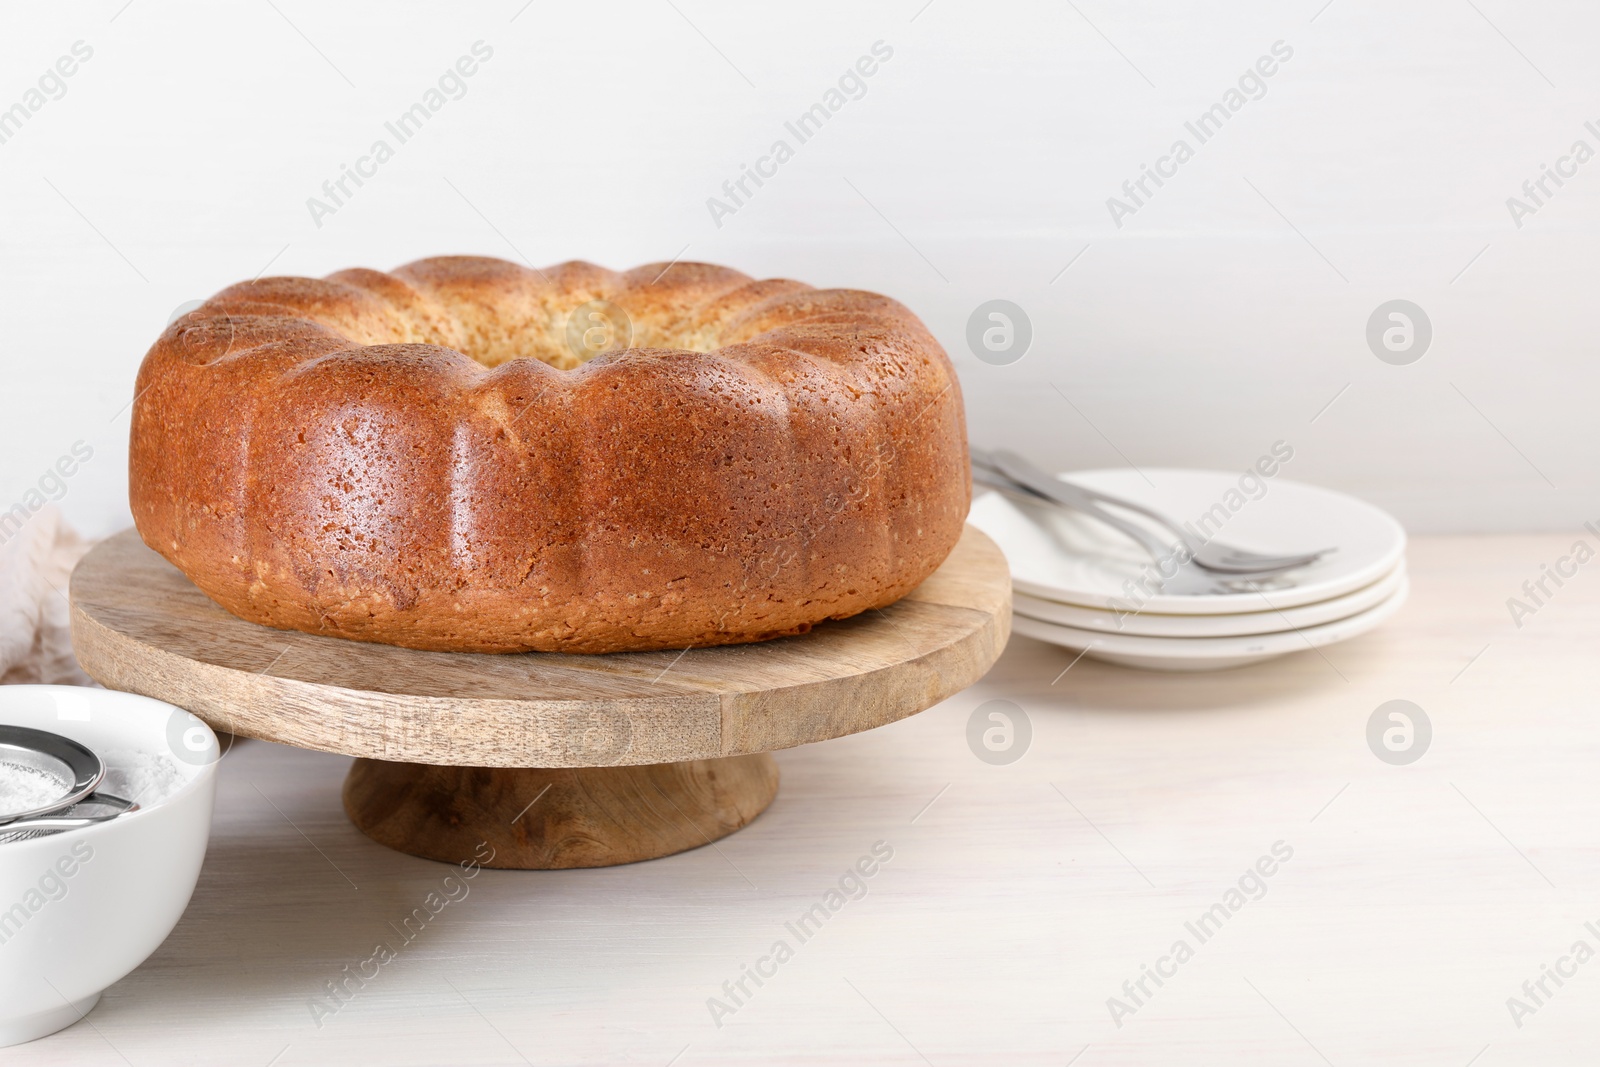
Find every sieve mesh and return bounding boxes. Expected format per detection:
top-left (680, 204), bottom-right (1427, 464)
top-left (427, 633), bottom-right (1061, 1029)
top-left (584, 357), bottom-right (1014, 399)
top-left (0, 754), bottom-right (74, 819)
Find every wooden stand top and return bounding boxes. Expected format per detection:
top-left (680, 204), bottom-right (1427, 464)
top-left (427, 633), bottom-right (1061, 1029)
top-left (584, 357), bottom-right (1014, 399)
top-left (69, 527), bottom-right (1011, 768)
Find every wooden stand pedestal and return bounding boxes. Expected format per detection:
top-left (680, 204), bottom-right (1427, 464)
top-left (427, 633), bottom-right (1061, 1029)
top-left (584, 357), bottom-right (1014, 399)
top-left (71, 527), bottom-right (1010, 869)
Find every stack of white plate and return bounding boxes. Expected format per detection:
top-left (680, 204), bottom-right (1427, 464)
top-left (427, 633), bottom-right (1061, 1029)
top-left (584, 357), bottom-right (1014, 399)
top-left (968, 468), bottom-right (1409, 671)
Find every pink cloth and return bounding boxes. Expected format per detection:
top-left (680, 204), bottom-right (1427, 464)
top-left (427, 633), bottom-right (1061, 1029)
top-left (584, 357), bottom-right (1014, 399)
top-left (0, 507), bottom-right (93, 686)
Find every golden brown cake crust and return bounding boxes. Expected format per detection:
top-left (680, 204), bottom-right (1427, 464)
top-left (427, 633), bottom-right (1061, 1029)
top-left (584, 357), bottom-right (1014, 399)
top-left (128, 257), bottom-right (970, 653)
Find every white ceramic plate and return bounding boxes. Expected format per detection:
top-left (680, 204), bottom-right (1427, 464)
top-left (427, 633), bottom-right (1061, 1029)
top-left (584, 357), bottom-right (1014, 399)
top-left (969, 468), bottom-right (1407, 615)
top-left (1011, 577), bottom-right (1409, 672)
top-left (1013, 560), bottom-right (1407, 637)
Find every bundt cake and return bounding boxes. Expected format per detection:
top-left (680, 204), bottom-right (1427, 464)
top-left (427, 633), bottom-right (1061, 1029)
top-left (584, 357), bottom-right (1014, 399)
top-left (128, 257), bottom-right (970, 653)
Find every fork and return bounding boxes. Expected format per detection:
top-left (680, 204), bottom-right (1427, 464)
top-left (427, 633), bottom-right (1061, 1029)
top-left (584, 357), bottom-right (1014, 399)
top-left (970, 472), bottom-right (1305, 596)
top-left (973, 448), bottom-right (1332, 575)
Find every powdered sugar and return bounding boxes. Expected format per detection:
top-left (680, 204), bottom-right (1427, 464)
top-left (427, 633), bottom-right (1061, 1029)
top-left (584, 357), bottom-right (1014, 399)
top-left (0, 760), bottom-right (71, 817)
top-left (0, 745), bottom-right (188, 839)
top-left (100, 749), bottom-right (186, 807)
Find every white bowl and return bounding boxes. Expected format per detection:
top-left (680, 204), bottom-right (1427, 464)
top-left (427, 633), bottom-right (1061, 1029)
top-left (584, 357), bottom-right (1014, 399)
top-left (0, 685), bottom-right (218, 1047)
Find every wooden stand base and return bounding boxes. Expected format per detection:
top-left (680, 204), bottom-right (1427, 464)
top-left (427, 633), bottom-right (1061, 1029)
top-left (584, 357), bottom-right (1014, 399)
top-left (342, 753), bottom-right (779, 869)
top-left (73, 526), bottom-right (1009, 871)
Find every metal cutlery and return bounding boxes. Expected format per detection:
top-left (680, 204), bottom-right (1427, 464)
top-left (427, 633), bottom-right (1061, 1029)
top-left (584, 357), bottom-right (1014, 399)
top-left (971, 447), bottom-right (1332, 577)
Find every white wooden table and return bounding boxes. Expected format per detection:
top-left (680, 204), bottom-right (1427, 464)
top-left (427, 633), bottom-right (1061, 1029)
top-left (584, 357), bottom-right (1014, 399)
top-left (12, 535), bottom-right (1599, 1065)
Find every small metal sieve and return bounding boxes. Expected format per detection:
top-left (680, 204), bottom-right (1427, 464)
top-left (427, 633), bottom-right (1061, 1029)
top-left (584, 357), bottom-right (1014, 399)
top-left (0, 725), bottom-right (139, 843)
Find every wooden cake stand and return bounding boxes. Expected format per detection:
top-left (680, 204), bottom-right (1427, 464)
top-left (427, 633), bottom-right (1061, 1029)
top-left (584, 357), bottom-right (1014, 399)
top-left (68, 527), bottom-right (1010, 869)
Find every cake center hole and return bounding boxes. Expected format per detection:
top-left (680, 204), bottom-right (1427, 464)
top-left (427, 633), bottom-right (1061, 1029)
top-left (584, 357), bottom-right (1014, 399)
top-left (462, 298), bottom-right (721, 371)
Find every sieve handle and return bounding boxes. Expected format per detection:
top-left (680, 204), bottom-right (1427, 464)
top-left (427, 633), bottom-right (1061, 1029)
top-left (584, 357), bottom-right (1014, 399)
top-left (0, 792), bottom-right (139, 833)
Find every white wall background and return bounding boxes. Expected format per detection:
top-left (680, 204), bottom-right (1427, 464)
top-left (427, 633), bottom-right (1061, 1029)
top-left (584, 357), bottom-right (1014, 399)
top-left (1, 0), bottom-right (1595, 537)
